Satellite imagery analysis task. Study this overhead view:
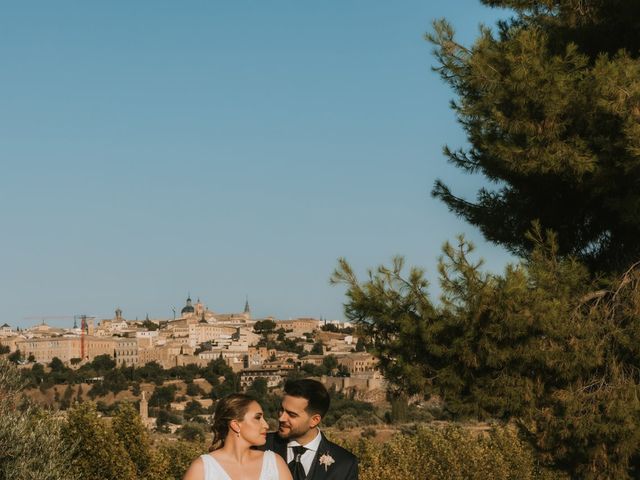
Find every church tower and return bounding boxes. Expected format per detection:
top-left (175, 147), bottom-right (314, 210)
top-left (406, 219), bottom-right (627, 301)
top-left (181, 295), bottom-right (195, 317)
top-left (140, 391), bottom-right (148, 421)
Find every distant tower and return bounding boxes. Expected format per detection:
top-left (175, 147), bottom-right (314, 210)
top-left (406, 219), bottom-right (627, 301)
top-left (86, 317), bottom-right (95, 336)
top-left (195, 298), bottom-right (205, 317)
top-left (244, 296), bottom-right (251, 315)
top-left (140, 391), bottom-right (148, 421)
top-left (115, 308), bottom-right (122, 321)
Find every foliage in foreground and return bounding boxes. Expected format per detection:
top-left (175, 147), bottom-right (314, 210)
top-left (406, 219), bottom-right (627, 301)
top-left (333, 229), bottom-right (640, 478)
top-left (0, 359), bottom-right (569, 480)
top-left (341, 424), bottom-right (566, 480)
top-left (0, 358), bottom-right (78, 480)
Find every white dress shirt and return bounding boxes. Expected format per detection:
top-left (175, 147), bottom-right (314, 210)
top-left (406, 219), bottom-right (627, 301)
top-left (287, 428), bottom-right (322, 475)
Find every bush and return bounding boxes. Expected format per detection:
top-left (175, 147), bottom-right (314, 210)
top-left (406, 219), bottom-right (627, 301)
top-left (62, 402), bottom-right (137, 480)
top-left (340, 424), bottom-right (565, 480)
top-left (177, 422), bottom-right (207, 442)
top-left (149, 384), bottom-right (177, 409)
top-left (185, 382), bottom-right (203, 397)
top-left (183, 399), bottom-right (206, 420)
top-left (334, 414), bottom-right (359, 430)
top-left (8, 349), bottom-right (22, 364)
top-left (323, 394), bottom-right (380, 427)
top-left (361, 427), bottom-right (377, 439)
top-left (0, 358), bottom-right (78, 480)
top-left (158, 440), bottom-right (205, 480)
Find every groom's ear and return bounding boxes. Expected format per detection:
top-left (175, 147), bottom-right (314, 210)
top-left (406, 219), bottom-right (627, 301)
top-left (309, 413), bottom-right (322, 428)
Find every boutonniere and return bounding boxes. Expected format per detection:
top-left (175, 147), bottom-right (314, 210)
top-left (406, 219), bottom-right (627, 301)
top-left (319, 452), bottom-right (335, 471)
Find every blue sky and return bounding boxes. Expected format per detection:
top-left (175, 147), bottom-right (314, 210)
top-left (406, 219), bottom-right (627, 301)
top-left (1, 1), bottom-right (513, 328)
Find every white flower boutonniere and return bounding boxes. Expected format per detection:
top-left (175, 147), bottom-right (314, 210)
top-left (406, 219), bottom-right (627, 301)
top-left (319, 453), bottom-right (335, 471)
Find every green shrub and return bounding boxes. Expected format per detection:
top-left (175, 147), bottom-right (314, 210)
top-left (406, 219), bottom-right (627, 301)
top-left (0, 359), bottom-right (78, 480)
top-left (158, 440), bottom-right (206, 480)
top-left (361, 427), bottom-right (377, 439)
top-left (339, 424), bottom-right (566, 480)
top-left (178, 422), bottom-right (207, 442)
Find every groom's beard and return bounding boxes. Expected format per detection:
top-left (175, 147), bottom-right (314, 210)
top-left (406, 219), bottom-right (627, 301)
top-left (277, 421), bottom-right (310, 441)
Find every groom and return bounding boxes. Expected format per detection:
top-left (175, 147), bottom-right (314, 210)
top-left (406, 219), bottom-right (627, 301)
top-left (264, 378), bottom-right (358, 480)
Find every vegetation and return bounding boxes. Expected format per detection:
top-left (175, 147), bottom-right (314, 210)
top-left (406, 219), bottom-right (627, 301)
top-left (141, 319), bottom-right (159, 331)
top-left (334, 231), bottom-right (640, 477)
top-left (62, 402), bottom-right (138, 480)
top-left (112, 403), bottom-right (153, 478)
top-left (8, 349), bottom-right (22, 363)
top-left (428, 0), bottom-right (640, 273)
top-left (22, 356), bottom-right (235, 402)
top-left (342, 424), bottom-right (565, 480)
top-left (253, 319), bottom-right (277, 334)
top-left (0, 358), bottom-right (78, 480)
top-left (157, 440), bottom-right (205, 480)
top-left (320, 323), bottom-right (354, 334)
top-left (331, 1), bottom-right (640, 477)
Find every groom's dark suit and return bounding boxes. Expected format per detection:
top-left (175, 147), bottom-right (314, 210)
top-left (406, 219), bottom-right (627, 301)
top-left (264, 431), bottom-right (358, 480)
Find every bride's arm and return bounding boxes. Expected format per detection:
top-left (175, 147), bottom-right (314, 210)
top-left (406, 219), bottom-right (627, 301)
top-left (274, 454), bottom-right (293, 480)
top-left (182, 457), bottom-right (205, 480)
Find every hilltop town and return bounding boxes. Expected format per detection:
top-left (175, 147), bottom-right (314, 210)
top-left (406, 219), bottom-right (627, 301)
top-left (0, 296), bottom-right (385, 411)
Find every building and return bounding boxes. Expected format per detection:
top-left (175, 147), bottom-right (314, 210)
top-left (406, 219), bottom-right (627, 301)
top-left (275, 318), bottom-right (320, 337)
top-left (337, 352), bottom-right (378, 374)
top-left (113, 337), bottom-right (138, 366)
top-left (188, 322), bottom-right (236, 348)
top-left (240, 367), bottom-right (290, 389)
top-left (0, 323), bottom-right (13, 336)
top-left (16, 336), bottom-right (81, 364)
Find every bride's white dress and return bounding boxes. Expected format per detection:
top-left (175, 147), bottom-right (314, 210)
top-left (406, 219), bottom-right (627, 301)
top-left (200, 450), bottom-right (279, 480)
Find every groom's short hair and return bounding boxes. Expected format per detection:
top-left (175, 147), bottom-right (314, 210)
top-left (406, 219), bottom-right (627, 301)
top-left (284, 379), bottom-right (330, 417)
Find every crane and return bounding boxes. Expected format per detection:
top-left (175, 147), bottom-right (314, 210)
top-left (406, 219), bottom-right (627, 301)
top-left (74, 315), bottom-right (96, 360)
top-left (22, 315), bottom-right (76, 326)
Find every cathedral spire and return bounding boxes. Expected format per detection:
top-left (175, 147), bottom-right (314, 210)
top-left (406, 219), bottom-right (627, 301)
top-left (244, 295), bottom-right (251, 314)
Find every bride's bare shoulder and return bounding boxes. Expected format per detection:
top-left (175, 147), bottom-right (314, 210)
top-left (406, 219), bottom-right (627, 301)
top-left (182, 455), bottom-right (205, 480)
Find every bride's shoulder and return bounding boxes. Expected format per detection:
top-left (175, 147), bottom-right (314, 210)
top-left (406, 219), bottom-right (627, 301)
top-left (182, 455), bottom-right (206, 480)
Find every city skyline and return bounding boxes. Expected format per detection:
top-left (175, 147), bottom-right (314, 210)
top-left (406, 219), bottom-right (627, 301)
top-left (2, 2), bottom-right (514, 328)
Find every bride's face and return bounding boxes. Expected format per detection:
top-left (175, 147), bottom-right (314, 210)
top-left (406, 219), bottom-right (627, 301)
top-left (237, 401), bottom-right (269, 446)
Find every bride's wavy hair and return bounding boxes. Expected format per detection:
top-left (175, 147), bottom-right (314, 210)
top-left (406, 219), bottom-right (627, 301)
top-left (209, 393), bottom-right (257, 451)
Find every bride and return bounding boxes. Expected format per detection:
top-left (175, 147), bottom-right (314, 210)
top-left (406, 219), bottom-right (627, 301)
top-left (183, 393), bottom-right (292, 480)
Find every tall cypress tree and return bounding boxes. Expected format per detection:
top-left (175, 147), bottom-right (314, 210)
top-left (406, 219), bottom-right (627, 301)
top-left (429, 0), bottom-right (640, 272)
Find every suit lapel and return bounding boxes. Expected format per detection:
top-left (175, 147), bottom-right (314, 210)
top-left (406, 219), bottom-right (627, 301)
top-left (272, 434), bottom-right (288, 462)
top-left (306, 433), bottom-right (330, 480)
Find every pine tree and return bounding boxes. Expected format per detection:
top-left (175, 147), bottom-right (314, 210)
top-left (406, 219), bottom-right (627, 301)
top-left (332, 228), bottom-right (640, 478)
top-left (428, 0), bottom-right (640, 272)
